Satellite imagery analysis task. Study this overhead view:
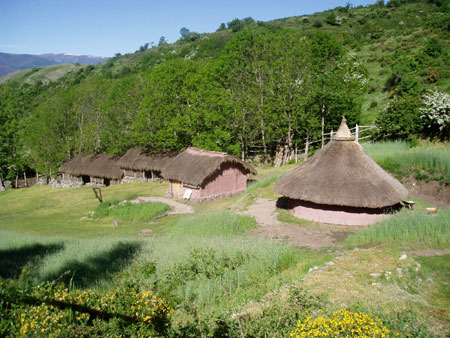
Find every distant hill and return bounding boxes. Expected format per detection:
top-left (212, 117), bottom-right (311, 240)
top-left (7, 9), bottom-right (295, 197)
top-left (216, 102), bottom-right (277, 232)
top-left (0, 52), bottom-right (107, 77)
top-left (0, 63), bottom-right (86, 86)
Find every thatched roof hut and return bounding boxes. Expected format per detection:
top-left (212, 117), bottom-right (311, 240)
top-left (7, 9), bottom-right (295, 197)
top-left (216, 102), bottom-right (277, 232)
top-left (162, 147), bottom-right (257, 200)
top-left (275, 117), bottom-right (408, 225)
top-left (162, 147), bottom-right (256, 187)
top-left (59, 154), bottom-right (123, 180)
top-left (118, 147), bottom-right (174, 173)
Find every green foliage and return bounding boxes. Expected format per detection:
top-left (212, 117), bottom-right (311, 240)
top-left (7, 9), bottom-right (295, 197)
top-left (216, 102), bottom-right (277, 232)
top-left (0, 0), bottom-right (448, 176)
top-left (346, 208), bottom-right (450, 248)
top-left (375, 96), bottom-right (422, 140)
top-left (0, 276), bottom-right (172, 337)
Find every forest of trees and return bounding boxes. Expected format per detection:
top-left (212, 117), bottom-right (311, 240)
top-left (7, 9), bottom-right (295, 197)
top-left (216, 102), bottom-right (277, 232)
top-left (0, 0), bottom-right (448, 180)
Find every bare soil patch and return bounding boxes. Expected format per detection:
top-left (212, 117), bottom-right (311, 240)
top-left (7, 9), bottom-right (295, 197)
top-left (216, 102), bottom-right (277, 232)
top-left (402, 176), bottom-right (450, 207)
top-left (239, 198), bottom-right (357, 249)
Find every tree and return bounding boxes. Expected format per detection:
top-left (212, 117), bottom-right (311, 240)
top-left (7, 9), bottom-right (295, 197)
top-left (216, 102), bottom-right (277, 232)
top-left (158, 36), bottom-right (168, 46)
top-left (180, 27), bottom-right (190, 38)
top-left (308, 31), bottom-right (364, 147)
top-left (375, 96), bottom-right (422, 141)
top-left (420, 89), bottom-right (450, 139)
top-left (216, 23), bottom-right (226, 32)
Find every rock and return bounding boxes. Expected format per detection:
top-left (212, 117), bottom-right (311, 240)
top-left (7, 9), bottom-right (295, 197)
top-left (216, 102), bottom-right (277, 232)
top-left (426, 278), bottom-right (434, 286)
top-left (370, 273), bottom-right (382, 278)
top-left (396, 268), bottom-right (403, 278)
top-left (344, 272), bottom-right (353, 277)
top-left (113, 220), bottom-right (120, 227)
top-left (89, 211), bottom-right (95, 217)
top-left (399, 254), bottom-right (407, 260)
top-left (80, 216), bottom-right (89, 221)
top-left (371, 282), bottom-right (380, 286)
top-left (1, 186), bottom-right (4, 192)
top-left (325, 261), bottom-right (335, 266)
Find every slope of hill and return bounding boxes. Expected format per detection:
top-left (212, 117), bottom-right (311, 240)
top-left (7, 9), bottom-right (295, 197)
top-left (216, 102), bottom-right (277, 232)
top-left (0, 52), bottom-right (107, 77)
top-left (0, 63), bottom-right (86, 86)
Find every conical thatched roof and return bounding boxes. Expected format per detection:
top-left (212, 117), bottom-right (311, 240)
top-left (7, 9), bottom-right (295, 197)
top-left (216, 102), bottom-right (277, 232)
top-left (275, 117), bottom-right (408, 208)
top-left (59, 154), bottom-right (123, 180)
top-left (117, 147), bottom-right (175, 172)
top-left (161, 147), bottom-right (257, 187)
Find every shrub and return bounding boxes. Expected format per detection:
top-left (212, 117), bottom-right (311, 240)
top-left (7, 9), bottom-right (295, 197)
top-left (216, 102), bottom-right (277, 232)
top-left (313, 20), bottom-right (323, 28)
top-left (0, 278), bottom-right (172, 337)
top-left (375, 96), bottom-right (422, 140)
top-left (420, 89), bottom-right (450, 140)
top-left (290, 309), bottom-right (394, 337)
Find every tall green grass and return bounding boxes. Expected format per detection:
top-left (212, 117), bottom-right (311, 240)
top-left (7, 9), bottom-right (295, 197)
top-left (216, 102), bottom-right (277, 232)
top-left (93, 201), bottom-right (171, 221)
top-left (364, 141), bottom-right (450, 183)
top-left (166, 211), bottom-right (256, 237)
top-left (245, 170), bottom-right (287, 195)
top-left (346, 209), bottom-right (450, 248)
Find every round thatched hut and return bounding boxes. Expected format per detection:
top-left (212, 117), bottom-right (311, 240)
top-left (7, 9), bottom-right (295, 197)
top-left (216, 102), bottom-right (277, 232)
top-left (161, 147), bottom-right (257, 200)
top-left (275, 117), bottom-right (408, 225)
top-left (59, 154), bottom-right (123, 186)
top-left (118, 147), bottom-right (175, 182)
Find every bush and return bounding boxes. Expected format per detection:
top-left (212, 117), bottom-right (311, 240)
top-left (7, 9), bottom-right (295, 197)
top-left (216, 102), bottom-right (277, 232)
top-left (0, 278), bottom-right (172, 337)
top-left (423, 37), bottom-right (443, 57)
top-left (313, 20), bottom-right (323, 28)
top-left (375, 96), bottom-right (422, 140)
top-left (290, 309), bottom-right (394, 337)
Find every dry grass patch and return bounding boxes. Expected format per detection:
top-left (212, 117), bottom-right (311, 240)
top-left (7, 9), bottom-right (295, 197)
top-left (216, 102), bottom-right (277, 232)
top-left (301, 248), bottom-right (429, 313)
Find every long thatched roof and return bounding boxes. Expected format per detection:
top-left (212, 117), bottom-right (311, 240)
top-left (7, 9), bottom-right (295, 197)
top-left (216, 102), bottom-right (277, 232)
top-left (161, 147), bottom-right (257, 187)
top-left (275, 117), bottom-right (408, 208)
top-left (59, 154), bottom-right (123, 180)
top-left (117, 147), bottom-right (175, 171)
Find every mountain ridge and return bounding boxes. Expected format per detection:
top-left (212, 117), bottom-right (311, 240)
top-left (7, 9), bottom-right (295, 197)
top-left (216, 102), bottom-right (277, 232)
top-left (0, 52), bottom-right (108, 77)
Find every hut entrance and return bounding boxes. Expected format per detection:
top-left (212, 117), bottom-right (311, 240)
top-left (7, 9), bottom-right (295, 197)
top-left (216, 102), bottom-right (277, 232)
top-left (104, 178), bottom-right (110, 187)
top-left (82, 175), bottom-right (90, 185)
top-left (144, 171), bottom-right (153, 180)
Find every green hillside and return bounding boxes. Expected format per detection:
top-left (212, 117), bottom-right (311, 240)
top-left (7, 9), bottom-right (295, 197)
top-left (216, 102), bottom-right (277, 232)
top-left (0, 63), bottom-right (86, 87)
top-left (0, 0), bottom-right (448, 179)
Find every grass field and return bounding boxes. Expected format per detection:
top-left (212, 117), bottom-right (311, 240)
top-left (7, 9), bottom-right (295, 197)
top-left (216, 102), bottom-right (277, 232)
top-left (0, 151), bottom-right (449, 337)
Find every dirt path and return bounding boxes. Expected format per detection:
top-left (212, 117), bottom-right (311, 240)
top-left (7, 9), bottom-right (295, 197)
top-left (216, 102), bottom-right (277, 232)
top-left (239, 198), bottom-right (351, 249)
top-left (129, 196), bottom-right (194, 215)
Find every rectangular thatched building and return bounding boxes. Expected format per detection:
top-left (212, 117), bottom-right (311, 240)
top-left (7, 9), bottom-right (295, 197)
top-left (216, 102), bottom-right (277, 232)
top-left (117, 147), bottom-right (174, 182)
top-left (59, 154), bottom-right (123, 187)
top-left (161, 147), bottom-right (256, 200)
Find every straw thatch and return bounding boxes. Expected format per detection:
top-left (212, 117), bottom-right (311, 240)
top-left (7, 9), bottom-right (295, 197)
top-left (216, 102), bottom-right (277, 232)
top-left (59, 154), bottom-right (123, 180)
top-left (117, 147), bottom-right (174, 172)
top-left (161, 147), bottom-right (257, 187)
top-left (275, 117), bottom-right (408, 208)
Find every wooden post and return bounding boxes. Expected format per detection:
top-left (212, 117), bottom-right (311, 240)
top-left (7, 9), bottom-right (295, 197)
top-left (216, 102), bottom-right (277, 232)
top-left (24, 173), bottom-right (27, 187)
top-left (355, 124), bottom-right (359, 143)
top-left (304, 136), bottom-right (310, 159)
top-left (15, 175), bottom-right (18, 188)
top-left (330, 129), bottom-right (333, 140)
top-left (295, 143), bottom-right (298, 163)
top-left (151, 171), bottom-right (154, 182)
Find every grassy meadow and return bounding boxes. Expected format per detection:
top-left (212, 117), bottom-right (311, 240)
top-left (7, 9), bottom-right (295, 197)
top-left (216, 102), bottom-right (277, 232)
top-left (1, 143), bottom-right (449, 337)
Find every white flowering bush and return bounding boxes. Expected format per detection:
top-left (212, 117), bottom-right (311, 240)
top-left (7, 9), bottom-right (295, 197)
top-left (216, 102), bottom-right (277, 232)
top-left (420, 89), bottom-right (450, 137)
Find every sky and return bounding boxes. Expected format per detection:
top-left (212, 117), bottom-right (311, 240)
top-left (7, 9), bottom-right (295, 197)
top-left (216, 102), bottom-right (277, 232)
top-left (1, 0), bottom-right (377, 57)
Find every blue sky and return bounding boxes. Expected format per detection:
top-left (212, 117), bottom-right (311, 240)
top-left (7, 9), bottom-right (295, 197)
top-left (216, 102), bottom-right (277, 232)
top-left (1, 0), bottom-right (376, 57)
